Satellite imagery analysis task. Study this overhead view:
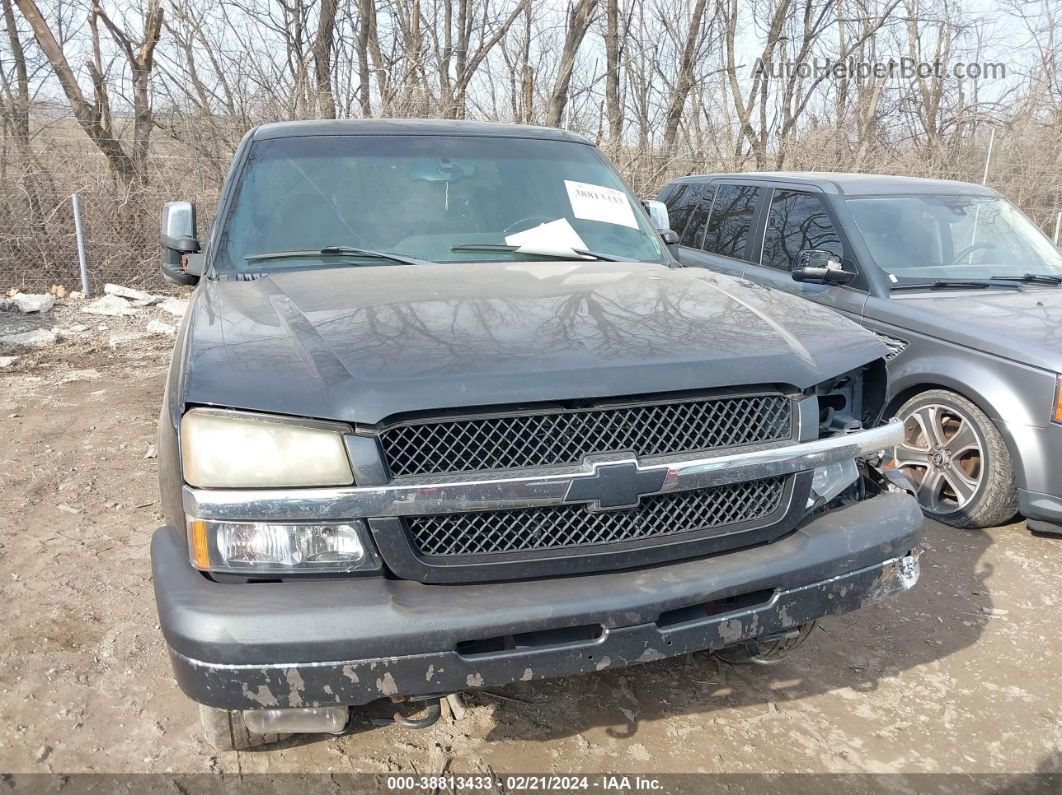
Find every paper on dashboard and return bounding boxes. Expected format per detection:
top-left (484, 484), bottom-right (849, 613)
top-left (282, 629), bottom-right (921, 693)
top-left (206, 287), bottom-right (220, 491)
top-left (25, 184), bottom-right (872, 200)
top-left (564, 180), bottom-right (638, 229)
top-left (504, 217), bottom-right (589, 257)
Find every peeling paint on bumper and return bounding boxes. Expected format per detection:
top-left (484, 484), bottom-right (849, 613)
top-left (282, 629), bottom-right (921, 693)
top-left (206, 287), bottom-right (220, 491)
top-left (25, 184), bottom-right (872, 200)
top-left (152, 492), bottom-right (923, 711)
top-left (166, 552), bottom-right (920, 710)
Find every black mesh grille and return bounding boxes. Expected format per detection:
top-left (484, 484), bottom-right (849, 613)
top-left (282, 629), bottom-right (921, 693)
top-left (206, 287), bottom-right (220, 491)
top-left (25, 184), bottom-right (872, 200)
top-left (379, 395), bottom-right (793, 477)
top-left (407, 477), bottom-right (787, 556)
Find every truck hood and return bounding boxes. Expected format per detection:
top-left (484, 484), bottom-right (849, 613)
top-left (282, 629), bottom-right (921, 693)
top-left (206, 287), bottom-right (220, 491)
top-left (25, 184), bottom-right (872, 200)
top-left (180, 262), bottom-right (886, 424)
top-left (882, 287), bottom-right (1062, 372)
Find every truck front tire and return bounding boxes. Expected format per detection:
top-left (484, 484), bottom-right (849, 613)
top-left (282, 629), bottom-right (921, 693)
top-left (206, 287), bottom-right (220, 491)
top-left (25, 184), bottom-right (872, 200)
top-left (713, 622), bottom-right (817, 665)
top-left (198, 704), bottom-right (284, 752)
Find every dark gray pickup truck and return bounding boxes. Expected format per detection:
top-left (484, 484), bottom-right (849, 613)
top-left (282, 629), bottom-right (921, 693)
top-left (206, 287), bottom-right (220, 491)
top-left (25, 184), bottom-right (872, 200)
top-left (152, 120), bottom-right (922, 751)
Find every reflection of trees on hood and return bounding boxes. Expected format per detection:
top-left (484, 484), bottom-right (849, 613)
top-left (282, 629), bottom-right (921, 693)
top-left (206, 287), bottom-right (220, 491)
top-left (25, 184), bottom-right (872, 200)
top-left (307, 278), bottom-right (778, 370)
top-left (197, 266), bottom-right (881, 385)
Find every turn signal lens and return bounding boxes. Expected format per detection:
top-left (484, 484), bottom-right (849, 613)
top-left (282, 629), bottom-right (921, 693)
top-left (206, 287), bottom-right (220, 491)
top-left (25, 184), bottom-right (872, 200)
top-left (190, 519), bottom-right (210, 569)
top-left (1055, 376), bottom-right (1062, 424)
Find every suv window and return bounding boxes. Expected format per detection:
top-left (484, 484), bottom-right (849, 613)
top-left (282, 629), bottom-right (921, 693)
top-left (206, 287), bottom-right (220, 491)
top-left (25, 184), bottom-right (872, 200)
top-left (762, 190), bottom-right (844, 270)
top-left (702, 184), bottom-right (763, 259)
top-left (681, 183), bottom-right (717, 247)
top-left (660, 184), bottom-right (693, 239)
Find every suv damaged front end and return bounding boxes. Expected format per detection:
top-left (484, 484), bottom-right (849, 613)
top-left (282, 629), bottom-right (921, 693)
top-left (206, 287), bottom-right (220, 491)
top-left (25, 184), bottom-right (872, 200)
top-left (153, 353), bottom-right (921, 736)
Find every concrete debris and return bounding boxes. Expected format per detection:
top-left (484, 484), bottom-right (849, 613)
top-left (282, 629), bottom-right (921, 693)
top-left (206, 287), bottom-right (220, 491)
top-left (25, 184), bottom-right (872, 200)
top-left (10, 293), bottom-right (55, 314)
top-left (144, 443), bottom-right (158, 460)
top-left (62, 369), bottom-right (102, 383)
top-left (157, 298), bottom-right (189, 318)
top-left (982, 607), bottom-right (1009, 617)
top-left (104, 283), bottom-right (154, 303)
top-left (108, 332), bottom-right (150, 350)
top-left (146, 319), bottom-right (177, 337)
top-left (57, 503), bottom-right (81, 515)
top-left (0, 355), bottom-right (19, 368)
top-left (82, 295), bottom-right (141, 317)
top-left (446, 693), bottom-right (468, 721)
top-left (0, 328), bottom-right (59, 349)
top-left (69, 291), bottom-right (84, 300)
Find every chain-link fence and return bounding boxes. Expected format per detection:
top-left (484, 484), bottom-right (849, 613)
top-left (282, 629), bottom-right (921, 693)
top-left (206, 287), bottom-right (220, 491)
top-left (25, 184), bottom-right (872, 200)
top-left (2, 127), bottom-right (1060, 294)
top-left (0, 127), bottom-right (226, 294)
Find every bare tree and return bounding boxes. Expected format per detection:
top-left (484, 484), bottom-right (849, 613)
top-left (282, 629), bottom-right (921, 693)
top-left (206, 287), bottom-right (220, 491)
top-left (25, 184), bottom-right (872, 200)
top-left (546, 0), bottom-right (599, 127)
top-left (16, 0), bottom-right (163, 185)
top-left (0, 0), bottom-right (50, 228)
top-left (314, 0), bottom-right (339, 118)
top-left (661, 0), bottom-right (712, 153)
top-left (603, 0), bottom-right (628, 144)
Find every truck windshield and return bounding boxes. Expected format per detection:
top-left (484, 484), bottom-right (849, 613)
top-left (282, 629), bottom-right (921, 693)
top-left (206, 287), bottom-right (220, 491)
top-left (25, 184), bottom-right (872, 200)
top-left (214, 135), bottom-right (666, 273)
top-left (846, 194), bottom-right (1062, 287)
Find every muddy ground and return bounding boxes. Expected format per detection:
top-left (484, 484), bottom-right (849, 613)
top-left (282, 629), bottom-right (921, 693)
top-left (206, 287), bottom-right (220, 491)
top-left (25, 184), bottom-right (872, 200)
top-left (0, 297), bottom-right (1060, 779)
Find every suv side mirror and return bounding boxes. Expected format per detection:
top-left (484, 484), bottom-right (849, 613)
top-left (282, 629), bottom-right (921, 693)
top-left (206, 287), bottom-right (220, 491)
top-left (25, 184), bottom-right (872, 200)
top-left (792, 249), bottom-right (856, 286)
top-left (642, 199), bottom-right (671, 232)
top-left (161, 200), bottom-right (201, 285)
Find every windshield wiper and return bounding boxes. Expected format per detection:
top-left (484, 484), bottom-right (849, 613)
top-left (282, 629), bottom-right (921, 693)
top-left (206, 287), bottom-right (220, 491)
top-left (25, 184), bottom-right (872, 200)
top-left (891, 279), bottom-right (1021, 291)
top-left (989, 273), bottom-right (1062, 285)
top-left (449, 243), bottom-right (625, 262)
top-left (245, 246), bottom-right (432, 266)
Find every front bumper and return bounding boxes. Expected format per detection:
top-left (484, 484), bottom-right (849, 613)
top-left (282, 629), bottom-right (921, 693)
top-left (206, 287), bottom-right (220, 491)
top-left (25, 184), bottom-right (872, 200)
top-left (997, 419), bottom-right (1062, 532)
top-left (1020, 490), bottom-right (1062, 534)
top-left (153, 492), bottom-right (923, 710)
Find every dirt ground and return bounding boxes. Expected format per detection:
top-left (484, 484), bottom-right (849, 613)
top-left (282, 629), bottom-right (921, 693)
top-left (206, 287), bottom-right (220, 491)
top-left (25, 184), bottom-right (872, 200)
top-left (1, 297), bottom-right (1060, 779)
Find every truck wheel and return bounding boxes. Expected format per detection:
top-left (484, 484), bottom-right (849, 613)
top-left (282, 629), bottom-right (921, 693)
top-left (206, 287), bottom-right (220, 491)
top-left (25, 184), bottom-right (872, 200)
top-left (198, 704), bottom-right (283, 752)
top-left (893, 390), bottom-right (1018, 529)
top-left (714, 622), bottom-right (816, 665)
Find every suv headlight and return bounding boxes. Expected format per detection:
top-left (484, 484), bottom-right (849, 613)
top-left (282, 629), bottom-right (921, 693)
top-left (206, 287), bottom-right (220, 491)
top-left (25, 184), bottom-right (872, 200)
top-left (181, 408), bottom-right (354, 488)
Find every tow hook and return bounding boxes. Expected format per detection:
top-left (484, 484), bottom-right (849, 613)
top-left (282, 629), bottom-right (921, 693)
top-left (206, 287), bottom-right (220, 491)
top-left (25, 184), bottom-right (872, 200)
top-left (370, 694), bottom-right (444, 729)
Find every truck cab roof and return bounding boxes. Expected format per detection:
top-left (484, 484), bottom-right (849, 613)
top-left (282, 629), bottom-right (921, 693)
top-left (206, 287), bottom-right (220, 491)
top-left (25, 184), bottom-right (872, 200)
top-left (251, 118), bottom-right (594, 145)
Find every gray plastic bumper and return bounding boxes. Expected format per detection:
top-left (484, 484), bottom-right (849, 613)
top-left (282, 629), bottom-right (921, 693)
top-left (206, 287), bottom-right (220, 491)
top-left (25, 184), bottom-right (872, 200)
top-left (152, 492), bottom-right (923, 710)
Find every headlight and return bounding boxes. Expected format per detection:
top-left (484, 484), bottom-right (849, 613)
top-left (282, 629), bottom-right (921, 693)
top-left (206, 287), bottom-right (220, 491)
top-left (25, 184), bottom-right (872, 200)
top-left (807, 458), bottom-right (859, 507)
top-left (181, 408), bottom-right (354, 488)
top-left (188, 518), bottom-right (380, 574)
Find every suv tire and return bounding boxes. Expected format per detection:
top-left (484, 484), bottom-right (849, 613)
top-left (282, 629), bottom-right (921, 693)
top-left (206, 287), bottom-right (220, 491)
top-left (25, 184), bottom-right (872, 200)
top-left (894, 389), bottom-right (1018, 529)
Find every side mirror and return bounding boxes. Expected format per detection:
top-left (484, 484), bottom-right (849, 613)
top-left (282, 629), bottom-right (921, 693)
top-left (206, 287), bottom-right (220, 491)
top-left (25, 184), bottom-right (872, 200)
top-left (161, 200), bottom-right (201, 285)
top-left (642, 199), bottom-right (671, 232)
top-left (792, 249), bottom-right (856, 286)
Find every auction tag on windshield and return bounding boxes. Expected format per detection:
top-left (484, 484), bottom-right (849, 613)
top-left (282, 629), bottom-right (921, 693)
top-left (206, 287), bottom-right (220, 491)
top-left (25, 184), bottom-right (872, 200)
top-left (565, 180), bottom-right (638, 229)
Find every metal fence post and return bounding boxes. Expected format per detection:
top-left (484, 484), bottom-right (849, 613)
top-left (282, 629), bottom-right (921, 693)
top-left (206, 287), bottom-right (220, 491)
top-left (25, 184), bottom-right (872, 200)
top-left (981, 127), bottom-right (995, 186)
top-left (71, 192), bottom-right (91, 297)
